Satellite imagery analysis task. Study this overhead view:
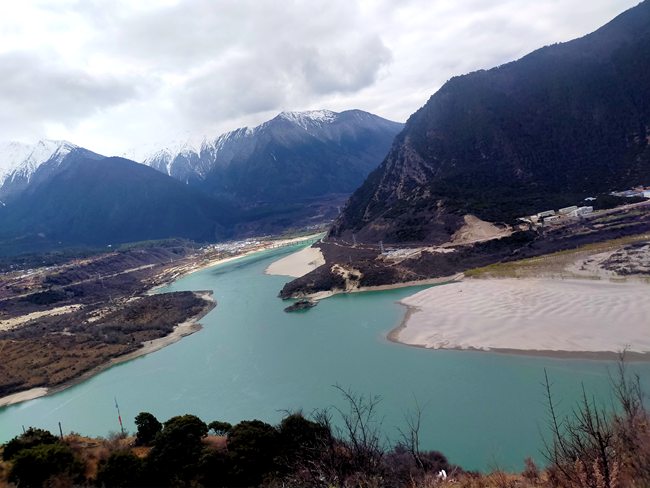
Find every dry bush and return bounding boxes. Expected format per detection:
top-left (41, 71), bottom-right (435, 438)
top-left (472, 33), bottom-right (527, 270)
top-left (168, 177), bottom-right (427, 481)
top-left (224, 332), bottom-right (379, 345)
top-left (543, 352), bottom-right (649, 488)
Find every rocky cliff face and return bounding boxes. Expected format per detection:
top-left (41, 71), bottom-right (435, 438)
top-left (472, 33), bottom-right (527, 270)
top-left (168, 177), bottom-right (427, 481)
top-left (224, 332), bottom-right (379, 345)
top-left (332, 1), bottom-right (650, 245)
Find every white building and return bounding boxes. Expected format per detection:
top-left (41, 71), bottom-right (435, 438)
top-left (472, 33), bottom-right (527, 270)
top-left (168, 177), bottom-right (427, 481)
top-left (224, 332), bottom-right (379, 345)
top-left (570, 206), bottom-right (594, 217)
top-left (537, 210), bottom-right (556, 219)
top-left (558, 205), bottom-right (578, 215)
top-left (543, 215), bottom-right (561, 225)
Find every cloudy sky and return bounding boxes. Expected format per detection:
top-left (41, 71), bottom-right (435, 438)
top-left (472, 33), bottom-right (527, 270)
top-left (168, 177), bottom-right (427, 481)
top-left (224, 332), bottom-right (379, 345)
top-left (0, 0), bottom-right (639, 156)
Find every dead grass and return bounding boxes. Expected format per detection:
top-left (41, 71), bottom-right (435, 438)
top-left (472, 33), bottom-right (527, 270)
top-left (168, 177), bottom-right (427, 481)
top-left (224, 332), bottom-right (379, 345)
top-left (465, 233), bottom-right (650, 279)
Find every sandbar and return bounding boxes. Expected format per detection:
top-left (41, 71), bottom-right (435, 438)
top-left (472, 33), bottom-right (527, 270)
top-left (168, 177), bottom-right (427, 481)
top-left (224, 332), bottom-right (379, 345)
top-left (391, 278), bottom-right (650, 357)
top-left (265, 245), bottom-right (325, 278)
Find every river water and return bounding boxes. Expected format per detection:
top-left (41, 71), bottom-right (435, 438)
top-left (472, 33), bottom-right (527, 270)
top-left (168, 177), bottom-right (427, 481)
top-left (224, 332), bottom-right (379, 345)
top-left (1, 244), bottom-right (648, 471)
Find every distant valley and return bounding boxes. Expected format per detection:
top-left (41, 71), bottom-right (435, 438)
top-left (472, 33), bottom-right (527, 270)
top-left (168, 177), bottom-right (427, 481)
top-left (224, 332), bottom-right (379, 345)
top-left (0, 110), bottom-right (401, 255)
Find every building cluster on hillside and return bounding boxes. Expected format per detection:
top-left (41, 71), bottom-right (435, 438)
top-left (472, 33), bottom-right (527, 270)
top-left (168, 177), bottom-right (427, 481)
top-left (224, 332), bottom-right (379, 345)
top-left (611, 188), bottom-right (650, 199)
top-left (206, 238), bottom-right (262, 254)
top-left (519, 205), bottom-right (594, 227)
top-left (518, 185), bottom-right (650, 228)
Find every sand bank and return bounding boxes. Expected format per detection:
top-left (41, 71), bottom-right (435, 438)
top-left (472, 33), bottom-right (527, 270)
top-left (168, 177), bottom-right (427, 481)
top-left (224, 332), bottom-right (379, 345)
top-left (0, 388), bottom-right (49, 407)
top-left (265, 246), bottom-right (325, 278)
top-left (391, 278), bottom-right (650, 357)
top-left (148, 233), bottom-right (325, 294)
top-left (306, 274), bottom-right (465, 301)
top-left (0, 304), bottom-right (83, 331)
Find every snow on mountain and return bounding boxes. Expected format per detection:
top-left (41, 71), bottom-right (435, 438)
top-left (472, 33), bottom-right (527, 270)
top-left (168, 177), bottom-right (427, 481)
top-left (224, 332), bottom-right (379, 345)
top-left (124, 135), bottom-right (205, 165)
top-left (277, 109), bottom-right (338, 129)
top-left (139, 109), bottom-right (347, 179)
top-left (0, 140), bottom-right (78, 186)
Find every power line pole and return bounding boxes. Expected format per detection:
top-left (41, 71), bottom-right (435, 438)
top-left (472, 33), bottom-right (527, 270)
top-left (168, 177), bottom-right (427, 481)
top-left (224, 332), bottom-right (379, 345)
top-left (114, 397), bottom-right (125, 436)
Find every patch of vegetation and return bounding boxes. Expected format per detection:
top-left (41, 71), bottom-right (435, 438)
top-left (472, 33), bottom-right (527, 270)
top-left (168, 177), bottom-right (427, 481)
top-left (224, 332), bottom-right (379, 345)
top-left (0, 291), bottom-right (213, 397)
top-left (466, 234), bottom-right (650, 278)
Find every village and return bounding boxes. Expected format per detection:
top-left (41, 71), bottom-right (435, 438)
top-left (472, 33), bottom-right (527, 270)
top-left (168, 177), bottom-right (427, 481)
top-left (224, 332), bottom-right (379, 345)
top-left (519, 186), bottom-right (650, 228)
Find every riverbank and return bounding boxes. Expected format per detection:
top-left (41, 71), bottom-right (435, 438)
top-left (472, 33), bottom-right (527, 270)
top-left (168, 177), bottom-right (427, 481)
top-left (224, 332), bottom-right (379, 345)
top-left (307, 274), bottom-right (465, 301)
top-left (264, 245), bottom-right (325, 278)
top-left (0, 234), bottom-right (322, 408)
top-left (0, 291), bottom-right (215, 408)
top-left (149, 233), bottom-right (325, 293)
top-left (390, 277), bottom-right (650, 359)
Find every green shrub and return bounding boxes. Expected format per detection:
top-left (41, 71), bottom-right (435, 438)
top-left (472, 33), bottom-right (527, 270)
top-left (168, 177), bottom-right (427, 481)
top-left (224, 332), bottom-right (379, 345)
top-left (8, 443), bottom-right (83, 488)
top-left (96, 451), bottom-right (144, 487)
top-left (134, 412), bottom-right (162, 446)
top-left (2, 427), bottom-right (59, 461)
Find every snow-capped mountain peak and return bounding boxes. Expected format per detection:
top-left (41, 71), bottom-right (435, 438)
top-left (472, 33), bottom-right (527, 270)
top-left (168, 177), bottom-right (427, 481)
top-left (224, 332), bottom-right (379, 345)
top-left (277, 109), bottom-right (338, 129)
top-left (138, 108), bottom-right (402, 186)
top-left (0, 139), bottom-right (78, 185)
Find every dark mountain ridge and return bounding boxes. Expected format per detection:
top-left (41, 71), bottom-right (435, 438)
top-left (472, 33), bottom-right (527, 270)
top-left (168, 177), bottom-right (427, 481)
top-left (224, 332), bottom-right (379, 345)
top-left (145, 109), bottom-right (404, 205)
top-left (332, 1), bottom-right (650, 244)
top-left (0, 149), bottom-right (236, 254)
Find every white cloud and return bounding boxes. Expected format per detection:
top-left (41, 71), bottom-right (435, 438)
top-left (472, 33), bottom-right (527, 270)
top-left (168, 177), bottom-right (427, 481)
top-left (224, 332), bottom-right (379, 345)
top-left (0, 0), bottom-right (640, 154)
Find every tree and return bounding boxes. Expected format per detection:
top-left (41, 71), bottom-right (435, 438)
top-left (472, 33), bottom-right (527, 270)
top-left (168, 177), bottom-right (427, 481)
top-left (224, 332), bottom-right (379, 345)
top-left (227, 420), bottom-right (279, 486)
top-left (96, 451), bottom-right (144, 487)
top-left (196, 447), bottom-right (230, 487)
top-left (332, 385), bottom-right (385, 475)
top-left (8, 443), bottom-right (83, 488)
top-left (134, 412), bottom-right (162, 446)
top-left (2, 427), bottom-right (59, 461)
top-left (278, 411), bottom-right (331, 463)
top-left (543, 369), bottom-right (618, 488)
top-left (146, 414), bottom-right (208, 485)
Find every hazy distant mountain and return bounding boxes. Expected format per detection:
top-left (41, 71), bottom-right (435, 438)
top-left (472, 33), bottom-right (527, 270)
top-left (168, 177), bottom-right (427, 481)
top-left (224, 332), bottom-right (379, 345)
top-left (142, 109), bottom-right (404, 204)
top-left (0, 109), bottom-right (402, 254)
top-left (0, 141), bottom-right (234, 254)
top-left (332, 1), bottom-right (650, 244)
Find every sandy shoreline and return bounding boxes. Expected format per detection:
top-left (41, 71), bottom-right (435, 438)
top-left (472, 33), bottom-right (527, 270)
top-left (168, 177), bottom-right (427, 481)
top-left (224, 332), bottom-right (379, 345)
top-left (307, 274), bottom-right (465, 301)
top-left (148, 233), bottom-right (325, 294)
top-left (0, 304), bottom-right (84, 331)
top-left (389, 277), bottom-right (650, 360)
top-left (265, 245), bottom-right (325, 278)
top-left (0, 291), bottom-right (216, 408)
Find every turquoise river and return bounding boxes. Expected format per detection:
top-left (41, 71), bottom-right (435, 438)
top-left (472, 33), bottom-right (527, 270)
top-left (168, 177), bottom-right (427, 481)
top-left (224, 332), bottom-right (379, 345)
top-left (1, 244), bottom-right (649, 471)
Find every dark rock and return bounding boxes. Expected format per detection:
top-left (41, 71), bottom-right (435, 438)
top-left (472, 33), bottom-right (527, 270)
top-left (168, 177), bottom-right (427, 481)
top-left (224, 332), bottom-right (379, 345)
top-left (284, 299), bottom-right (317, 313)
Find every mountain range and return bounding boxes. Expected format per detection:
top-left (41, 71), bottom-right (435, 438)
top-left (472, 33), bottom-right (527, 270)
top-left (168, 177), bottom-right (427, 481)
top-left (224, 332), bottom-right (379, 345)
top-left (4, 0), bottom-right (650, 256)
top-left (0, 142), bottom-right (235, 254)
top-left (141, 109), bottom-right (403, 205)
top-left (0, 110), bottom-right (401, 254)
top-left (331, 0), bottom-right (650, 245)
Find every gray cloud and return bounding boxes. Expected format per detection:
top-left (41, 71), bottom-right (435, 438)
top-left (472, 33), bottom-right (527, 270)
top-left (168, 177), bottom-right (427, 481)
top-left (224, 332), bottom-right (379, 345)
top-left (0, 51), bottom-right (137, 138)
top-left (178, 32), bottom-right (391, 124)
top-left (78, 0), bottom-right (392, 128)
top-left (0, 0), bottom-right (641, 152)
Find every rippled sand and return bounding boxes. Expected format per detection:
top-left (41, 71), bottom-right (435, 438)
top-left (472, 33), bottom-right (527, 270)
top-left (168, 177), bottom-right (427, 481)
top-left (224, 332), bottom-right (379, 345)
top-left (265, 246), bottom-right (325, 278)
top-left (395, 278), bottom-right (650, 354)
